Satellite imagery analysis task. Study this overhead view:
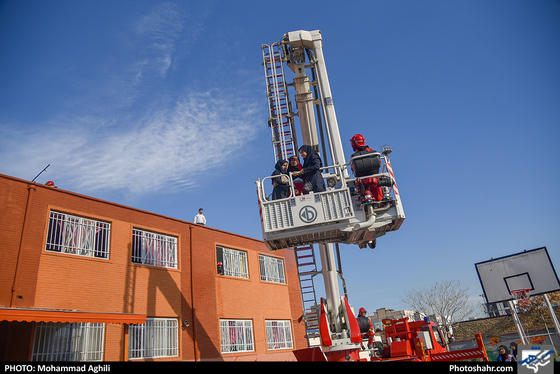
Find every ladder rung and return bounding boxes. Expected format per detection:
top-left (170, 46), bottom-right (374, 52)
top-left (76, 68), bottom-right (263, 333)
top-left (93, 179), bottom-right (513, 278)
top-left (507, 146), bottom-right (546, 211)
top-left (298, 271), bottom-right (318, 276)
top-left (272, 127), bottom-right (292, 132)
top-left (272, 125), bottom-right (291, 131)
top-left (297, 262), bottom-right (315, 267)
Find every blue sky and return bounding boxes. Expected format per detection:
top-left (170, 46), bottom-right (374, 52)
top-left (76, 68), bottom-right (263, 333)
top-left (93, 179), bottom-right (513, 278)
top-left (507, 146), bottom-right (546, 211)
top-left (1, 0), bottom-right (559, 318)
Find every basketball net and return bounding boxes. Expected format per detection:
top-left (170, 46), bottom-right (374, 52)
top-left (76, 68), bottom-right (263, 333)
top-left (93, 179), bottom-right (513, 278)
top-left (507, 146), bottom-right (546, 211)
top-left (511, 288), bottom-right (531, 308)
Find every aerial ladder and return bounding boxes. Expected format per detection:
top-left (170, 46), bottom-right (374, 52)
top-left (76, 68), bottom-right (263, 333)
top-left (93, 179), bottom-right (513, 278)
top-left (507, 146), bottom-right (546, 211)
top-left (258, 31), bottom-right (404, 253)
top-left (258, 31), bottom-right (489, 363)
top-left (258, 30), bottom-right (406, 361)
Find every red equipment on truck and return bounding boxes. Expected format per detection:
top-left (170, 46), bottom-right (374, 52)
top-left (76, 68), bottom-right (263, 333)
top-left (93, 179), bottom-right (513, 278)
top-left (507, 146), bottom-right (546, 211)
top-left (366, 317), bottom-right (488, 362)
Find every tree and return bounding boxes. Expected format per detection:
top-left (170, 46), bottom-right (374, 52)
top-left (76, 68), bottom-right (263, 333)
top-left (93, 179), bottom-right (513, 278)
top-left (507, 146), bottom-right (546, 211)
top-left (519, 291), bottom-right (560, 326)
top-left (400, 280), bottom-right (478, 327)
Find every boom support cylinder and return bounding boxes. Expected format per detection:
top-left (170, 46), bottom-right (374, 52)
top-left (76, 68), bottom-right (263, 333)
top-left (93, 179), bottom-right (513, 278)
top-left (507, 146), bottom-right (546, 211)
top-left (311, 37), bottom-right (348, 177)
top-left (318, 243), bottom-right (342, 332)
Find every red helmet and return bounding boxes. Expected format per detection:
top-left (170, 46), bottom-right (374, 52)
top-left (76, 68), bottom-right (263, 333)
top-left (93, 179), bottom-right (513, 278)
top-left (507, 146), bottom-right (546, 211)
top-left (350, 134), bottom-right (365, 149)
top-left (46, 181), bottom-right (55, 187)
top-left (359, 307), bottom-right (367, 315)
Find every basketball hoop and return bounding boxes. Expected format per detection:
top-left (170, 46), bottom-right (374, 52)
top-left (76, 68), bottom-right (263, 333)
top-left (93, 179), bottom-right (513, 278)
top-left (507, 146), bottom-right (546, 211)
top-left (511, 288), bottom-right (532, 307)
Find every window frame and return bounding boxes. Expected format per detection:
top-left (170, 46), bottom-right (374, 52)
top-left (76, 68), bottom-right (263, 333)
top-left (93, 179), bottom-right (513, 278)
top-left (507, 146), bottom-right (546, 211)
top-left (216, 246), bottom-right (249, 279)
top-left (131, 228), bottom-right (178, 269)
top-left (265, 320), bottom-right (293, 350)
top-left (219, 319), bottom-right (255, 354)
top-left (259, 254), bottom-right (286, 284)
top-left (45, 211), bottom-right (111, 259)
top-left (31, 322), bottom-right (106, 362)
top-left (128, 318), bottom-right (179, 359)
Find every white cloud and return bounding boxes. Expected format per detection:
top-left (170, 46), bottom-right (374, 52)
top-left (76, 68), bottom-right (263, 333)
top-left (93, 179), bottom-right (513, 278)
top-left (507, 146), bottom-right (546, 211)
top-left (130, 2), bottom-right (191, 80)
top-left (0, 3), bottom-right (262, 197)
top-left (0, 90), bottom-right (260, 195)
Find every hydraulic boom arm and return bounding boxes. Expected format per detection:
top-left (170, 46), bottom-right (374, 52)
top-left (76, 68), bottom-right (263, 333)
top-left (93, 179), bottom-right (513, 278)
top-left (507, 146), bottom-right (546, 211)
top-left (258, 30), bottom-right (406, 361)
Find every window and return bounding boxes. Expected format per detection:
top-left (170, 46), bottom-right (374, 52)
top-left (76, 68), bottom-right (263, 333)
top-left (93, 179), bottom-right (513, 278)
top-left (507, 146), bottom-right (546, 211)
top-left (259, 254), bottom-right (286, 283)
top-left (421, 325), bottom-right (446, 348)
top-left (216, 246), bottom-right (249, 279)
top-left (132, 228), bottom-right (177, 269)
top-left (31, 322), bottom-right (105, 361)
top-left (46, 211), bottom-right (110, 259)
top-left (433, 326), bottom-right (446, 348)
top-left (220, 319), bottom-right (254, 353)
top-left (128, 318), bottom-right (178, 359)
top-left (266, 320), bottom-right (293, 350)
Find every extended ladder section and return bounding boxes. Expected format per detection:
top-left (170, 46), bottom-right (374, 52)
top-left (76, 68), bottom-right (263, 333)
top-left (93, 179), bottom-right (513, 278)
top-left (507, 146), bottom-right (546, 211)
top-left (258, 31), bottom-right (408, 361)
top-left (294, 245), bottom-right (320, 344)
top-left (256, 31), bottom-right (405, 252)
top-left (262, 42), bottom-right (297, 162)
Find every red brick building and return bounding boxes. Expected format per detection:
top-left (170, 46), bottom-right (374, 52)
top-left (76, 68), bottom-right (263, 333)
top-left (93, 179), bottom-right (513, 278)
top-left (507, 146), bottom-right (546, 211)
top-left (0, 174), bottom-right (306, 361)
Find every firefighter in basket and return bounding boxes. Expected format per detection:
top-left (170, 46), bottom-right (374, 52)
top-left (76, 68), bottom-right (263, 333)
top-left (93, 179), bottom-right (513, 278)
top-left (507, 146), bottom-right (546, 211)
top-left (350, 134), bottom-right (392, 203)
top-left (356, 307), bottom-right (374, 349)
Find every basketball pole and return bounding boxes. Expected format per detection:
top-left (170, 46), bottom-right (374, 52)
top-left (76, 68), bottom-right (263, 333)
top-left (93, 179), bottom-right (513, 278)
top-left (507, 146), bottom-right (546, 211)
top-left (543, 293), bottom-right (560, 349)
top-left (508, 300), bottom-right (529, 345)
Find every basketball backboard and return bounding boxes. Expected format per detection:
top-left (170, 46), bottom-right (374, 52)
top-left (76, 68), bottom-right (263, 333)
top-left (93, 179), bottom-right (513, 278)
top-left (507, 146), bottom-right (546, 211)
top-left (475, 247), bottom-right (560, 304)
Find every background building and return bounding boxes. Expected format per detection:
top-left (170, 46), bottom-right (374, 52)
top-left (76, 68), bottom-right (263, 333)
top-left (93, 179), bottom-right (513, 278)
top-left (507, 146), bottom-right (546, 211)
top-left (0, 174), bottom-right (306, 361)
top-left (369, 308), bottom-right (417, 330)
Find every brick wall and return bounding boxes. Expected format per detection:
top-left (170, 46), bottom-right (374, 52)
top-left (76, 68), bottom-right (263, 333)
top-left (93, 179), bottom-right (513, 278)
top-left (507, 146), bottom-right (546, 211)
top-left (0, 174), bottom-right (306, 361)
top-left (186, 225), bottom-right (306, 360)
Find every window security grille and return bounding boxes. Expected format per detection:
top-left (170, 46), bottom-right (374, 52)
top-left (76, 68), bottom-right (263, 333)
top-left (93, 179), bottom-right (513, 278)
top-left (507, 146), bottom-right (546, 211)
top-left (128, 318), bottom-right (178, 359)
top-left (132, 229), bottom-right (177, 269)
top-left (31, 322), bottom-right (105, 361)
top-left (259, 254), bottom-right (286, 283)
top-left (265, 320), bottom-right (293, 350)
top-left (216, 246), bottom-right (249, 278)
top-left (46, 211), bottom-right (110, 259)
top-left (220, 319), bottom-right (254, 353)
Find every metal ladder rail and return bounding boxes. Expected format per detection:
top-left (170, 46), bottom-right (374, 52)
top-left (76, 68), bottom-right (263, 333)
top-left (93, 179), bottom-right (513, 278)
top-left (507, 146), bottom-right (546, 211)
top-left (294, 245), bottom-right (320, 342)
top-left (262, 43), bottom-right (292, 161)
top-left (262, 42), bottom-right (296, 162)
top-left (263, 43), bottom-right (289, 158)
